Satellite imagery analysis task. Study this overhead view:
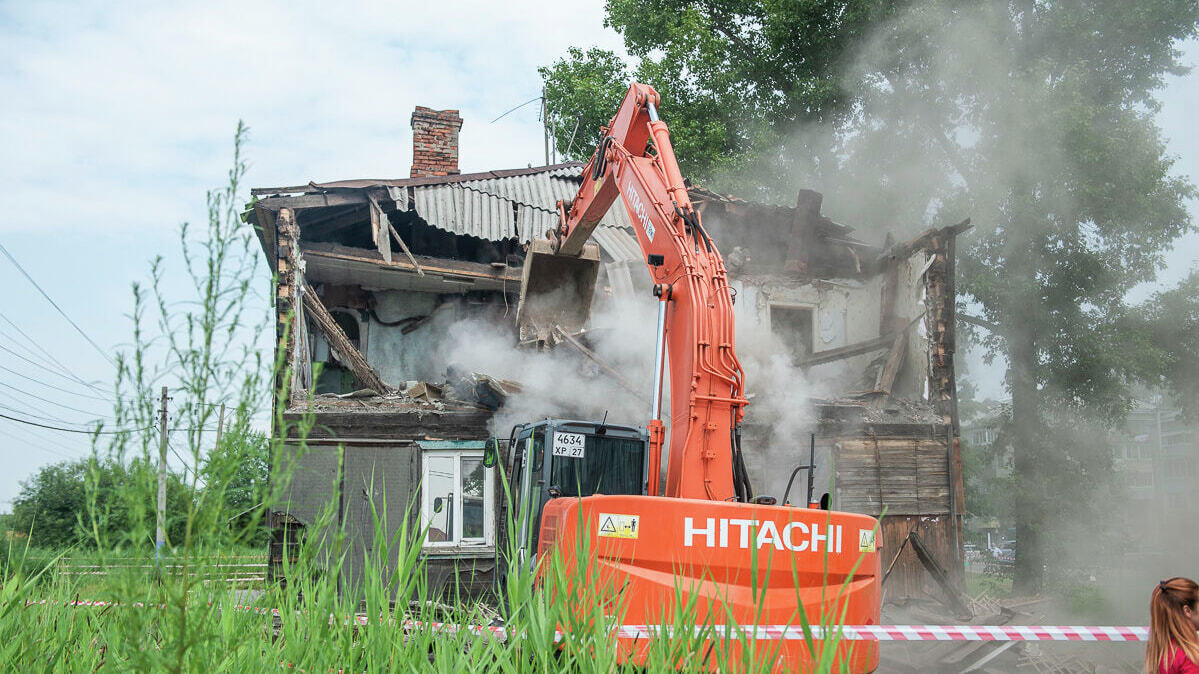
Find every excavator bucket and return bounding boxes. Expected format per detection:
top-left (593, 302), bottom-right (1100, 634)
top-left (516, 238), bottom-right (601, 343)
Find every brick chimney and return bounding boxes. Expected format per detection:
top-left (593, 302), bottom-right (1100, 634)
top-left (410, 107), bottom-right (463, 178)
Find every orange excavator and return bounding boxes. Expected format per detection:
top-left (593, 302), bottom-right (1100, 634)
top-left (503, 83), bottom-right (881, 672)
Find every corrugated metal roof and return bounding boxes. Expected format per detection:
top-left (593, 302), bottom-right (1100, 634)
top-left (591, 225), bottom-right (643, 264)
top-left (255, 162), bottom-right (643, 265)
top-left (401, 163), bottom-right (640, 262)
top-left (253, 161), bottom-right (590, 195)
top-left (408, 166), bottom-right (632, 239)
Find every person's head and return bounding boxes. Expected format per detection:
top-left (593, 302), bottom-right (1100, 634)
top-left (1147, 577), bottom-right (1199, 672)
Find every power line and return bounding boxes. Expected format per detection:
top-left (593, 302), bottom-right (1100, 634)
top-left (0, 397), bottom-right (101, 428)
top-left (166, 438), bottom-right (195, 477)
top-left (0, 363), bottom-right (114, 402)
top-left (0, 241), bottom-right (116, 367)
top-left (0, 425), bottom-right (81, 455)
top-left (0, 325), bottom-right (63, 375)
top-left (0, 379), bottom-right (110, 417)
top-left (490, 95), bottom-right (542, 123)
top-left (0, 311), bottom-right (113, 397)
top-left (0, 344), bottom-right (113, 400)
top-left (0, 412), bottom-right (151, 435)
top-left (0, 427), bottom-right (75, 460)
top-left (0, 388), bottom-right (111, 426)
top-left (0, 427), bottom-right (84, 460)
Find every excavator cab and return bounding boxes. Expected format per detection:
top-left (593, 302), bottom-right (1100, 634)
top-left (497, 419), bottom-right (649, 572)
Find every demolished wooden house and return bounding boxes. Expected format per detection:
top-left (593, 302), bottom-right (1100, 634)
top-left (245, 105), bottom-right (970, 604)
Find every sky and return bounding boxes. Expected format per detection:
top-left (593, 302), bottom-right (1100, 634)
top-left (0, 2), bottom-right (1194, 508)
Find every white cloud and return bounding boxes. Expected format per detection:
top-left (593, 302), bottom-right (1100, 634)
top-left (0, 0), bottom-right (628, 234)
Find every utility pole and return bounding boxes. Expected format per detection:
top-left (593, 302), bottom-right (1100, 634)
top-left (215, 403), bottom-right (226, 451)
top-left (156, 386), bottom-right (169, 563)
top-left (542, 87), bottom-right (550, 166)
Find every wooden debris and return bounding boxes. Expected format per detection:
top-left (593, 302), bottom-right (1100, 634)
top-left (870, 329), bottom-right (909, 408)
top-left (367, 191), bottom-right (392, 264)
top-left (909, 530), bottom-right (972, 618)
top-left (873, 218), bottom-right (972, 269)
top-left (800, 333), bottom-right (895, 368)
top-left (369, 189), bottom-right (424, 276)
top-left (406, 381), bottom-right (443, 401)
top-left (553, 326), bottom-right (649, 404)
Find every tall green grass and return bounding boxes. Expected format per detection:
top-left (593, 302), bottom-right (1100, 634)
top-left (1, 475), bottom-right (868, 672)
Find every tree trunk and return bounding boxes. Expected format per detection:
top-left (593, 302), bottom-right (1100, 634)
top-left (1009, 322), bottom-right (1044, 595)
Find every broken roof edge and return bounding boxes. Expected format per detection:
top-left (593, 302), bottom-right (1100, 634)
top-left (251, 161), bottom-right (587, 196)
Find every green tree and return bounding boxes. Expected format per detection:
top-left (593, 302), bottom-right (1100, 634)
top-left (540, 0), bottom-right (898, 193)
top-left (856, 1), bottom-right (1198, 593)
top-left (540, 47), bottom-right (631, 164)
top-left (201, 429), bottom-right (269, 518)
top-left (1127, 270), bottom-right (1199, 413)
top-left (10, 458), bottom-right (190, 549)
top-left (545, 1), bottom-right (1199, 593)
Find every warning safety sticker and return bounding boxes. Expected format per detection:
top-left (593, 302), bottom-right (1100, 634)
top-left (597, 513), bottom-right (640, 539)
top-left (858, 529), bottom-right (877, 553)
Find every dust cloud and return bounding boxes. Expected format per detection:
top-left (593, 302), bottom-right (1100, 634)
top-left (437, 277), bottom-right (831, 496)
top-left (699, 0), bottom-right (1193, 647)
top-left (438, 292), bottom-right (658, 440)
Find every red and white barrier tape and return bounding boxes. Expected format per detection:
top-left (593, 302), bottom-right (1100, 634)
top-left (25, 600), bottom-right (1148, 642)
top-left (610, 624), bottom-right (1149, 642)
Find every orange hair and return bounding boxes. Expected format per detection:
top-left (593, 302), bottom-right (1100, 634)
top-left (1146, 577), bottom-right (1199, 673)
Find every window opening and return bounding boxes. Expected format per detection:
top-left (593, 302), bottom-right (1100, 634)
top-left (770, 305), bottom-right (814, 366)
top-left (312, 309), bottom-right (362, 394)
top-left (422, 449), bottom-right (494, 547)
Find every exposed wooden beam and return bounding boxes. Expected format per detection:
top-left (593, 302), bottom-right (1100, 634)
top-left (874, 218), bottom-right (971, 268)
top-left (300, 242), bottom-right (520, 285)
top-left (800, 334), bottom-right (895, 368)
top-left (878, 231), bottom-right (903, 336)
top-left (870, 329), bottom-right (909, 408)
top-left (367, 189), bottom-right (424, 276)
top-left (552, 326), bottom-right (648, 404)
top-left (257, 192), bottom-right (370, 212)
top-left (802, 309), bottom-right (927, 369)
top-left (252, 204), bottom-right (278, 272)
top-left (388, 222), bottom-right (424, 276)
top-left (367, 192), bottom-right (392, 264)
top-left (908, 530), bottom-right (973, 618)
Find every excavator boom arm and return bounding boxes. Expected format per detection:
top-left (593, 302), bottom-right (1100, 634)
top-left (554, 83), bottom-right (748, 502)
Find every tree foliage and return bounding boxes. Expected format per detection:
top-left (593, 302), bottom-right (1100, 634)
top-left (202, 429), bottom-right (270, 518)
top-left (864, 1), bottom-right (1197, 591)
top-left (540, 0), bottom-right (898, 191)
top-left (9, 458), bottom-right (190, 549)
top-left (1125, 271), bottom-right (1199, 417)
